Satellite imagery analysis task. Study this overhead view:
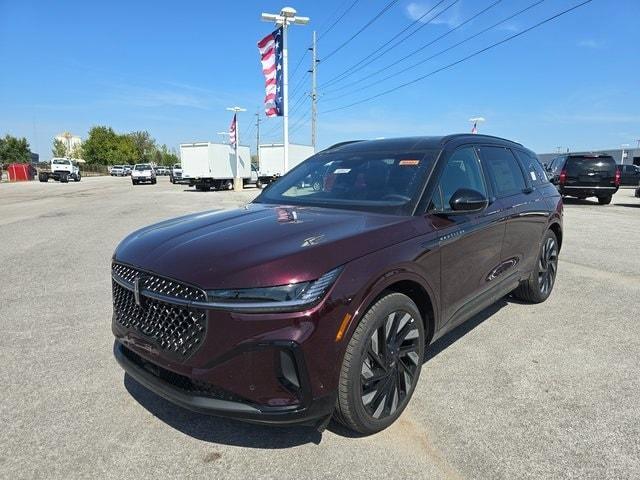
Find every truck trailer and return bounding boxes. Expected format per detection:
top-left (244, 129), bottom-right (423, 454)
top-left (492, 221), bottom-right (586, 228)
top-left (257, 143), bottom-right (315, 186)
top-left (180, 142), bottom-right (255, 191)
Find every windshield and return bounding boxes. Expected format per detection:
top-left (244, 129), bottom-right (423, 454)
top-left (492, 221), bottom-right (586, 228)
top-left (174, 164), bottom-right (181, 169)
top-left (254, 149), bottom-right (438, 215)
top-left (52, 159), bottom-right (70, 165)
top-left (134, 164), bottom-right (150, 170)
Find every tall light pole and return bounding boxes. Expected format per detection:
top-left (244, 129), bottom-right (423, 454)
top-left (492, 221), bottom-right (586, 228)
top-left (621, 143), bottom-right (630, 165)
top-left (226, 106), bottom-right (246, 191)
top-left (261, 6), bottom-right (309, 173)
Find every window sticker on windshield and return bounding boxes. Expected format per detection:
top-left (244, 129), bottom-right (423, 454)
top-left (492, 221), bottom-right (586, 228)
top-left (399, 159), bottom-right (420, 166)
top-left (530, 171), bottom-right (537, 181)
top-left (334, 168), bottom-right (351, 174)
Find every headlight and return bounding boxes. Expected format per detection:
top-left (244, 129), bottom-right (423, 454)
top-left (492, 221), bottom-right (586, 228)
top-left (206, 267), bottom-right (342, 312)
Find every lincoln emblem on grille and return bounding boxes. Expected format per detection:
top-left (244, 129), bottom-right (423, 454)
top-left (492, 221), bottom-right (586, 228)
top-left (134, 276), bottom-right (145, 307)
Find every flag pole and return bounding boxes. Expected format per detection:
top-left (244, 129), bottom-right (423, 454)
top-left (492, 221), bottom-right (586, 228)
top-left (227, 107), bottom-right (246, 191)
top-left (261, 7), bottom-right (309, 174)
top-left (282, 19), bottom-right (289, 173)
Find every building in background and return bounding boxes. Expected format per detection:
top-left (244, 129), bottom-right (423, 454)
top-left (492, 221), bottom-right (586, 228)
top-left (55, 132), bottom-right (82, 153)
top-left (538, 147), bottom-right (640, 166)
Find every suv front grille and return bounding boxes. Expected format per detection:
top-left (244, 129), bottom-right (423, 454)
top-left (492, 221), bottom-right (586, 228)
top-left (112, 263), bottom-right (206, 302)
top-left (112, 263), bottom-right (207, 358)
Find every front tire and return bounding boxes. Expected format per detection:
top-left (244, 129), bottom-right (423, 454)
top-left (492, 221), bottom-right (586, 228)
top-left (334, 292), bottom-right (424, 435)
top-left (512, 229), bottom-right (559, 303)
top-left (597, 195), bottom-right (612, 205)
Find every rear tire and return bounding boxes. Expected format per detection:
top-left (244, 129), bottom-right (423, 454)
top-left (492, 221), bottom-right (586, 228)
top-left (38, 173), bottom-right (48, 182)
top-left (512, 229), bottom-right (559, 303)
top-left (597, 196), bottom-right (612, 205)
top-left (74, 173), bottom-right (81, 182)
top-left (334, 292), bottom-right (424, 435)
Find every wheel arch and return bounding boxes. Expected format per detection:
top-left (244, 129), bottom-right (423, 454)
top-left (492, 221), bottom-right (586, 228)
top-left (549, 221), bottom-right (562, 252)
top-left (347, 269), bottom-right (438, 347)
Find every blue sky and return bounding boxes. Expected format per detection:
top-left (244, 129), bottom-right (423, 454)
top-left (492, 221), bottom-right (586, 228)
top-left (1, 0), bottom-right (638, 158)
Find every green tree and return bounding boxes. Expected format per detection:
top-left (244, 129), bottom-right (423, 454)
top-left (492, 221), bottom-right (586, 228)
top-left (69, 142), bottom-right (84, 160)
top-left (0, 134), bottom-right (31, 163)
top-left (128, 131), bottom-right (156, 163)
top-left (82, 126), bottom-right (119, 164)
top-left (52, 138), bottom-right (67, 157)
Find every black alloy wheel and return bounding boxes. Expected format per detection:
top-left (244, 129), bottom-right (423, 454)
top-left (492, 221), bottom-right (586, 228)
top-left (537, 235), bottom-right (558, 296)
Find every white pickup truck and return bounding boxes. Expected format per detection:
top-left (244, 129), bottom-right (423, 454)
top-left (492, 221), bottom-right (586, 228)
top-left (38, 158), bottom-right (81, 183)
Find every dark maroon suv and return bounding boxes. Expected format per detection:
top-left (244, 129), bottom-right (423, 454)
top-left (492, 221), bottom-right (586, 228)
top-left (112, 135), bottom-right (563, 434)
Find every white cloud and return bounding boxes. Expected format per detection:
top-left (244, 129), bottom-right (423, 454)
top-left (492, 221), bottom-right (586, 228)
top-left (406, 1), bottom-right (462, 28)
top-left (577, 39), bottom-right (602, 49)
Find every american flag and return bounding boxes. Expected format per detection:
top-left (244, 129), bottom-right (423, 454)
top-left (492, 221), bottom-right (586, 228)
top-left (257, 27), bottom-right (284, 117)
top-left (471, 121), bottom-right (478, 134)
top-left (229, 114), bottom-right (237, 147)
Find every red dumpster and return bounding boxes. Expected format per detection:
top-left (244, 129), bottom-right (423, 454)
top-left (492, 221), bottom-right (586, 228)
top-left (7, 163), bottom-right (32, 182)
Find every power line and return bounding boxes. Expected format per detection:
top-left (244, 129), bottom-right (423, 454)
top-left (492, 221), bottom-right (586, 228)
top-left (324, 0), bottom-right (502, 95)
top-left (317, 0), bottom-right (362, 41)
top-left (321, 0), bottom-right (453, 88)
top-left (325, 0), bottom-right (546, 101)
top-left (322, 0), bottom-right (593, 114)
top-left (289, 0), bottom-right (359, 85)
top-left (322, 0), bottom-right (401, 63)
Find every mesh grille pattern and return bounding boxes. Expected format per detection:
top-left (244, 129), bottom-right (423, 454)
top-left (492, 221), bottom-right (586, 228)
top-left (121, 346), bottom-right (247, 403)
top-left (112, 280), bottom-right (206, 358)
top-left (112, 263), bottom-right (206, 302)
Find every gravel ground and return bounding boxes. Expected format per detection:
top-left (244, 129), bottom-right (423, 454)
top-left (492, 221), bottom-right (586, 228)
top-left (1, 176), bottom-right (639, 479)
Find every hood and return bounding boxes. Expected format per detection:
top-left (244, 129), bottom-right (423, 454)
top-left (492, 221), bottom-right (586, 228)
top-left (114, 203), bottom-right (426, 289)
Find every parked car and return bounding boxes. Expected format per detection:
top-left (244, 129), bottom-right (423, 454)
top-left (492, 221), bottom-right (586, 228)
top-left (123, 165), bottom-right (133, 176)
top-left (154, 166), bottom-right (169, 176)
top-left (169, 163), bottom-right (183, 184)
top-left (616, 164), bottom-right (640, 187)
top-left (111, 134), bottom-right (562, 435)
top-left (110, 165), bottom-right (125, 176)
top-left (546, 154), bottom-right (619, 204)
top-left (131, 163), bottom-right (156, 185)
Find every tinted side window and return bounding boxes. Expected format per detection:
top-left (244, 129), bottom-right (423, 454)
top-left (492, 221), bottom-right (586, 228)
top-left (431, 146), bottom-right (486, 213)
top-left (479, 146), bottom-right (527, 197)
top-left (514, 150), bottom-right (548, 185)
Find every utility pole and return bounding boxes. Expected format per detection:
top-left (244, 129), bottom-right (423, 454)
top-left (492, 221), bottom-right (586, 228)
top-left (310, 30), bottom-right (318, 150)
top-left (226, 106), bottom-right (246, 191)
top-left (261, 7), bottom-right (310, 173)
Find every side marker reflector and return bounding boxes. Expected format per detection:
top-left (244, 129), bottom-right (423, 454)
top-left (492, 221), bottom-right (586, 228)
top-left (335, 313), bottom-right (352, 342)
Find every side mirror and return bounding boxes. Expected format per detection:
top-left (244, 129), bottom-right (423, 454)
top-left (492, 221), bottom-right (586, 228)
top-left (449, 188), bottom-right (488, 213)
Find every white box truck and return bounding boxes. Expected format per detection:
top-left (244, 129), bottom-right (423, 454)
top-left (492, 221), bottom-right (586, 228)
top-left (180, 142), bottom-right (256, 191)
top-left (257, 143), bottom-right (315, 186)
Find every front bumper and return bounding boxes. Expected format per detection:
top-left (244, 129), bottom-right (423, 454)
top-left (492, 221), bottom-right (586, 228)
top-left (114, 339), bottom-right (336, 425)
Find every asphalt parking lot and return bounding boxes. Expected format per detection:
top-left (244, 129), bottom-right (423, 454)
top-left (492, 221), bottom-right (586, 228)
top-left (1, 176), bottom-right (639, 479)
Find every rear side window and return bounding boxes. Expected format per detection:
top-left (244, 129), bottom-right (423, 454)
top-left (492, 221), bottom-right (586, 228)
top-left (478, 146), bottom-right (526, 197)
top-left (514, 150), bottom-right (548, 185)
top-left (565, 156), bottom-right (616, 176)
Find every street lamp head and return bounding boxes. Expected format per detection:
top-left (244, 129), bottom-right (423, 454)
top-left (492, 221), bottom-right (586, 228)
top-left (281, 7), bottom-right (296, 17)
top-left (469, 117), bottom-right (485, 123)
